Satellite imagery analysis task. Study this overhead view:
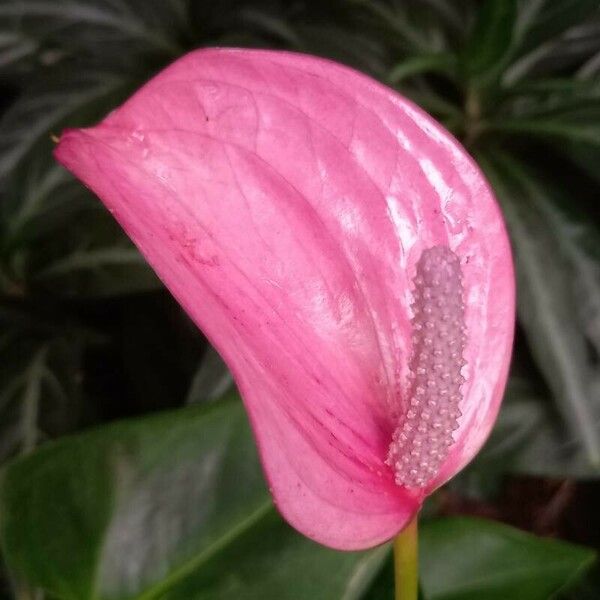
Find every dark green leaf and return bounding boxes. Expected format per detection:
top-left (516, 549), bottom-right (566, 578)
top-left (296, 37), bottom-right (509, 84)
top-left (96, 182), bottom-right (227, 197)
top-left (0, 398), bottom-right (268, 599)
top-left (420, 517), bottom-right (596, 600)
top-left (0, 398), bottom-right (388, 599)
top-left (158, 512), bottom-right (389, 600)
top-left (365, 517), bottom-right (595, 599)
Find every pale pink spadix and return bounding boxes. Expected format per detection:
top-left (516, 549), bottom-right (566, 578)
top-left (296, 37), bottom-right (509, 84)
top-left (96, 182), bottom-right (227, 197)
top-left (387, 247), bottom-right (467, 488)
top-left (54, 48), bottom-right (515, 550)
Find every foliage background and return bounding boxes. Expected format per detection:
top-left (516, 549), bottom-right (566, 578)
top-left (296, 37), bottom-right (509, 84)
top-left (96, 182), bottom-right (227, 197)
top-left (0, 0), bottom-right (599, 598)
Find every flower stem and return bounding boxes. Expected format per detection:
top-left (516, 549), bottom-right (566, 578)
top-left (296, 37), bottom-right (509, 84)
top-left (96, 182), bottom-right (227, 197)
top-left (393, 515), bottom-right (418, 600)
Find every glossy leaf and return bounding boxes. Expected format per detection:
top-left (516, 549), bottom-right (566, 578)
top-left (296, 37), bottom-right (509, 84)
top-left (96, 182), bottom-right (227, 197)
top-left (157, 512), bottom-right (389, 600)
top-left (0, 398), bottom-right (266, 599)
top-left (6, 399), bottom-right (593, 599)
top-left (419, 517), bottom-right (596, 600)
top-left (0, 397), bottom-right (389, 599)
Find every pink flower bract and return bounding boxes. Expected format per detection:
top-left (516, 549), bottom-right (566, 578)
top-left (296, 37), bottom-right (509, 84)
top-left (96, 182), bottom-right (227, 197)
top-left (54, 48), bottom-right (515, 550)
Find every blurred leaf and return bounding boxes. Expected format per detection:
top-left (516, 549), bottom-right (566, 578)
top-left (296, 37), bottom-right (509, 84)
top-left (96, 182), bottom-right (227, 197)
top-left (297, 24), bottom-right (389, 77)
top-left (507, 13), bottom-right (600, 83)
top-left (415, 0), bottom-right (466, 36)
top-left (579, 48), bottom-right (600, 78)
top-left (557, 140), bottom-right (600, 185)
top-left (514, 0), bottom-right (600, 56)
top-left (0, 336), bottom-right (84, 464)
top-left (497, 77), bottom-right (600, 118)
top-left (0, 0), bottom-right (186, 70)
top-left (0, 397), bottom-right (388, 599)
top-left (0, 70), bottom-right (130, 184)
top-left (487, 103), bottom-right (600, 145)
top-left (36, 247), bottom-right (144, 277)
top-left (0, 152), bottom-right (159, 296)
top-left (479, 152), bottom-right (600, 469)
top-left (349, 0), bottom-right (432, 54)
top-left (186, 347), bottom-right (234, 405)
top-left (237, 8), bottom-right (303, 48)
top-left (502, 77), bottom-right (600, 98)
top-left (0, 345), bottom-right (47, 460)
top-left (0, 30), bottom-right (38, 76)
top-left (420, 517), bottom-right (596, 600)
top-left (560, 566), bottom-right (600, 599)
top-left (400, 87), bottom-right (463, 122)
top-left (33, 244), bottom-right (159, 297)
top-left (470, 377), bottom-right (600, 479)
top-left (2, 162), bottom-right (76, 243)
top-left (494, 78), bottom-right (600, 145)
top-left (462, 0), bottom-right (517, 85)
top-left (15, 345), bottom-right (46, 455)
top-left (388, 53), bottom-right (455, 84)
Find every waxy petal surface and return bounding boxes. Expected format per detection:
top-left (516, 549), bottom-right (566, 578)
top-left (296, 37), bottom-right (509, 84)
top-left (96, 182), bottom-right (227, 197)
top-left (55, 49), bottom-right (514, 549)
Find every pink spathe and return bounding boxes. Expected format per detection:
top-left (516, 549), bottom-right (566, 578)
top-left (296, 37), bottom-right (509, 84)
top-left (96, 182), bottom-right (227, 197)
top-left (54, 48), bottom-right (515, 550)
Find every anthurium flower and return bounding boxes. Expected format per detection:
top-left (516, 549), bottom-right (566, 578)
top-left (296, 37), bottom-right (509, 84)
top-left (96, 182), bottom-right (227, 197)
top-left (54, 49), bottom-right (514, 550)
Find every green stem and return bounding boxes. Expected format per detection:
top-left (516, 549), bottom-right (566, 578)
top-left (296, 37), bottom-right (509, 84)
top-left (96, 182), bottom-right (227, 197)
top-left (393, 515), bottom-right (419, 600)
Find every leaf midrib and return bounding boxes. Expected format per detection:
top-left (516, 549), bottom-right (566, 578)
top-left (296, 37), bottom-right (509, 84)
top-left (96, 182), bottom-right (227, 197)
top-left (127, 499), bottom-right (274, 600)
